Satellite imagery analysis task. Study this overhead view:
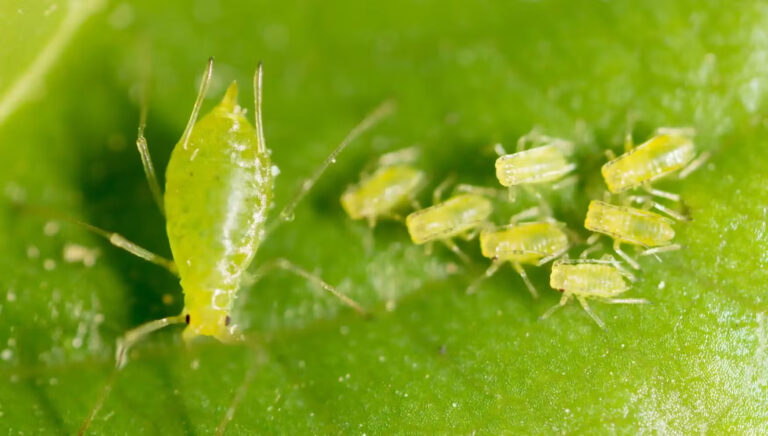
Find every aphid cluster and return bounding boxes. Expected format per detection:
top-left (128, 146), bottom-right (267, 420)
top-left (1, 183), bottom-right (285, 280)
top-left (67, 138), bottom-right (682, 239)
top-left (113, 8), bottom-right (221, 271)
top-left (35, 57), bottom-right (708, 433)
top-left (341, 127), bottom-right (707, 328)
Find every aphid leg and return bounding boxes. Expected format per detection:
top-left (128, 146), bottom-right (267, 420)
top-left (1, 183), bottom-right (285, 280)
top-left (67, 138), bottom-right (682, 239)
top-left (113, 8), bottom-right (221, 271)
top-left (604, 149), bottom-right (617, 161)
top-left (246, 258), bottom-right (365, 314)
top-left (551, 174), bottom-right (577, 190)
top-left (115, 314), bottom-right (186, 369)
top-left (366, 216), bottom-right (377, 228)
top-left (651, 201), bottom-right (690, 222)
top-left (678, 151), bottom-right (711, 179)
top-left (409, 197), bottom-right (422, 211)
top-left (537, 245), bottom-right (569, 266)
top-left (509, 206), bottom-right (540, 225)
top-left (253, 63), bottom-right (267, 153)
top-left (576, 296), bottom-right (606, 329)
top-left (639, 244), bottom-right (681, 258)
top-left (600, 254), bottom-right (637, 282)
top-left (134, 80), bottom-right (165, 215)
top-left (642, 184), bottom-right (680, 202)
top-left (604, 298), bottom-right (650, 305)
top-left (523, 185), bottom-right (552, 217)
top-left (425, 242), bottom-right (434, 256)
top-left (512, 262), bottom-right (539, 299)
top-left (179, 58), bottom-right (214, 150)
top-left (612, 240), bottom-right (640, 270)
top-left (65, 218), bottom-right (178, 275)
top-left (507, 186), bottom-right (517, 203)
top-left (466, 258), bottom-right (503, 294)
top-left (493, 143), bottom-right (508, 156)
top-left (460, 228), bottom-right (481, 241)
top-left (539, 293), bottom-right (571, 321)
top-left (579, 242), bottom-right (602, 259)
top-left (585, 233), bottom-right (601, 246)
top-left (433, 174), bottom-right (456, 204)
top-left (441, 238), bottom-right (471, 264)
top-left (454, 183), bottom-right (504, 199)
top-left (270, 100), bottom-right (396, 231)
top-left (623, 131), bottom-right (634, 153)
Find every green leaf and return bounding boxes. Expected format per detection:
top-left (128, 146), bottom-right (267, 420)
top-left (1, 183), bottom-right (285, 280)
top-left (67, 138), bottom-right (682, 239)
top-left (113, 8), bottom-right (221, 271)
top-left (2, 0), bottom-right (767, 433)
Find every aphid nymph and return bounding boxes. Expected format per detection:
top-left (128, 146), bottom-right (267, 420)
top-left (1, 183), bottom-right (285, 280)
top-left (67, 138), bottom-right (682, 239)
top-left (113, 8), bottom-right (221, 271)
top-left (341, 148), bottom-right (426, 227)
top-left (540, 257), bottom-right (648, 329)
top-left (405, 178), bottom-right (493, 262)
top-left (468, 214), bottom-right (569, 298)
top-left (584, 200), bottom-right (678, 269)
top-left (601, 127), bottom-right (709, 205)
top-left (493, 130), bottom-right (575, 215)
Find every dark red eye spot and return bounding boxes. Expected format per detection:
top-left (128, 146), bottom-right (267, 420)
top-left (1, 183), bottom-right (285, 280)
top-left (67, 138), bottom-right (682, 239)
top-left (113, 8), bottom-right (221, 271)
top-left (185, 314), bottom-right (191, 324)
top-left (557, 289), bottom-right (565, 293)
top-left (225, 316), bottom-right (231, 326)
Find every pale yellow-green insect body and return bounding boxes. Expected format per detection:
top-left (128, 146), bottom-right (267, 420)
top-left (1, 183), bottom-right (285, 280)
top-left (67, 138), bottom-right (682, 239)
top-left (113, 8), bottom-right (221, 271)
top-left (601, 129), bottom-right (695, 194)
top-left (406, 194), bottom-right (492, 244)
top-left (495, 144), bottom-right (575, 187)
top-left (584, 200), bottom-right (677, 269)
top-left (341, 165), bottom-right (425, 226)
top-left (470, 221), bottom-right (569, 297)
top-left (542, 258), bottom-right (647, 329)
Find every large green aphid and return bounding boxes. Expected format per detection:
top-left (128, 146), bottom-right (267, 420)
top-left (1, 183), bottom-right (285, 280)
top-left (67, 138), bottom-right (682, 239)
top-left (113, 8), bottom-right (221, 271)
top-left (68, 59), bottom-right (393, 366)
top-left (77, 59), bottom-right (392, 433)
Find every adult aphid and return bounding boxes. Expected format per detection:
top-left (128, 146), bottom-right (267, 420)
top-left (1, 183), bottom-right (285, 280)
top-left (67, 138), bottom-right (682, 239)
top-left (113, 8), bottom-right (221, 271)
top-left (601, 127), bottom-right (709, 216)
top-left (77, 59), bottom-right (393, 433)
top-left (584, 200), bottom-right (678, 269)
top-left (540, 257), bottom-right (648, 329)
top-left (341, 147), bottom-right (426, 227)
top-left (468, 209), bottom-right (569, 298)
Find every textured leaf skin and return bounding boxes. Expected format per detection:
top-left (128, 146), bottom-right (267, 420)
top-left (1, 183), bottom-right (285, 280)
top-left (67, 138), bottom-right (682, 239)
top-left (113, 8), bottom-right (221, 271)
top-left (1, 0), bottom-right (767, 434)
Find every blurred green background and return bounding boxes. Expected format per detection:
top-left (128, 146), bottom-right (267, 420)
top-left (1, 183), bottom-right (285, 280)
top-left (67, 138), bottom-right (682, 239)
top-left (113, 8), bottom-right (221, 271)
top-left (1, 0), bottom-right (767, 433)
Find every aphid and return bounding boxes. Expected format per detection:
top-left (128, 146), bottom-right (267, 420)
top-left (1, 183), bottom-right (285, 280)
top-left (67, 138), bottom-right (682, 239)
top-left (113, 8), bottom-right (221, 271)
top-left (584, 200), bottom-right (678, 269)
top-left (76, 59), bottom-right (392, 432)
top-left (540, 257), bottom-right (648, 329)
top-left (494, 130), bottom-right (576, 215)
top-left (405, 178), bottom-right (493, 262)
top-left (602, 127), bottom-right (709, 203)
top-left (468, 216), bottom-right (569, 298)
top-left (341, 148), bottom-right (426, 227)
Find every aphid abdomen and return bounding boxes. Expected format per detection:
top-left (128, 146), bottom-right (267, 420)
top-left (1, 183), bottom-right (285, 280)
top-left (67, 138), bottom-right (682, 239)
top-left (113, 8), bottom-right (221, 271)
top-left (602, 133), bottom-right (695, 193)
top-left (164, 83), bottom-right (273, 339)
top-left (406, 194), bottom-right (492, 244)
top-left (585, 201), bottom-right (675, 246)
top-left (341, 165), bottom-right (424, 220)
top-left (550, 261), bottom-right (628, 298)
top-left (495, 145), bottom-right (572, 186)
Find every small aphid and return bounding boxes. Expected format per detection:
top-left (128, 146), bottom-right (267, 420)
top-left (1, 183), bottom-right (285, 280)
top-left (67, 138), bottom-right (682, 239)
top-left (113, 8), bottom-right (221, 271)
top-left (602, 127), bottom-right (709, 199)
top-left (584, 200), bottom-right (678, 269)
top-left (405, 191), bottom-right (493, 263)
top-left (494, 130), bottom-right (576, 215)
top-left (341, 148), bottom-right (426, 227)
top-left (540, 257), bottom-right (648, 329)
top-left (468, 218), bottom-right (569, 298)
top-left (76, 59), bottom-right (393, 433)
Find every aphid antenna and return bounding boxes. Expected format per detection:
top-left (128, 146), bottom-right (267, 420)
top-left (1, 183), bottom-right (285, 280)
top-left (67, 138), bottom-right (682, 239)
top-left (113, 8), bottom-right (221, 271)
top-left (493, 143), bottom-right (508, 156)
top-left (134, 58), bottom-right (165, 216)
top-left (536, 246), bottom-right (569, 266)
top-left (579, 242), bottom-right (603, 259)
top-left (253, 61), bottom-right (266, 154)
top-left (267, 99), bottom-right (396, 235)
top-left (642, 185), bottom-right (680, 202)
top-left (432, 173), bottom-right (457, 204)
top-left (678, 151), bottom-right (711, 179)
top-left (639, 243), bottom-right (682, 259)
top-left (377, 146), bottom-right (421, 166)
top-left (603, 298), bottom-right (650, 305)
top-left (180, 57), bottom-right (214, 150)
top-left (651, 201), bottom-right (690, 222)
top-left (656, 126), bottom-right (696, 137)
top-left (508, 206), bottom-right (541, 224)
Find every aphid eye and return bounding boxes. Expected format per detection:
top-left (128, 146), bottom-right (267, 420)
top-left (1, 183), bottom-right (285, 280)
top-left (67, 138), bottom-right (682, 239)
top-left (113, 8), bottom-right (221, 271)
top-left (225, 316), bottom-right (231, 326)
top-left (185, 314), bottom-right (191, 324)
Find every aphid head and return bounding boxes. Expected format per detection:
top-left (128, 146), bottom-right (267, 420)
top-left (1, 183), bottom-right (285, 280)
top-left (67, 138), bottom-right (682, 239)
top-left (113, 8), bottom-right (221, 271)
top-left (182, 305), bottom-right (241, 344)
